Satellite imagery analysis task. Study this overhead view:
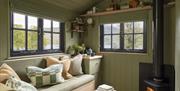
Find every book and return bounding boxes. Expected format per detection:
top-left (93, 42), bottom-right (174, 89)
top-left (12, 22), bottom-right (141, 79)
top-left (97, 84), bottom-right (114, 91)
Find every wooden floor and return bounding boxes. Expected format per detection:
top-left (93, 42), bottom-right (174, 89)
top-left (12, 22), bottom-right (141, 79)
top-left (72, 81), bottom-right (95, 91)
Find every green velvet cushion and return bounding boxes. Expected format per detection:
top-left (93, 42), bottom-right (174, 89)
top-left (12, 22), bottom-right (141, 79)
top-left (26, 64), bottom-right (64, 87)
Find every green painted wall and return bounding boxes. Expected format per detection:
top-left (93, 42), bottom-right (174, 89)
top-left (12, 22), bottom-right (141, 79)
top-left (83, 10), bottom-right (153, 91)
top-left (175, 0), bottom-right (180, 91)
top-left (164, 6), bottom-right (176, 65)
top-left (0, 0), bottom-right (79, 61)
top-left (83, 4), bottom-right (175, 91)
top-left (11, 0), bottom-right (77, 21)
top-left (65, 22), bottom-right (80, 51)
top-left (0, 0), bottom-right (10, 60)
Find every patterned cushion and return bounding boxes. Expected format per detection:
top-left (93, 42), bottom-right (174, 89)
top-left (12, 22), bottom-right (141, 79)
top-left (26, 64), bottom-right (64, 87)
top-left (0, 83), bottom-right (12, 91)
top-left (5, 76), bottom-right (37, 91)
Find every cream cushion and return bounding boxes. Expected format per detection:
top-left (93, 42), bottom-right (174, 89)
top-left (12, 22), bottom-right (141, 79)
top-left (69, 54), bottom-right (83, 76)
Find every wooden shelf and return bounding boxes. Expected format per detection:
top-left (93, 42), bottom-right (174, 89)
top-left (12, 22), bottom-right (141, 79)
top-left (80, 2), bottom-right (175, 17)
top-left (72, 30), bottom-right (84, 32)
top-left (166, 1), bottom-right (175, 7)
top-left (80, 6), bottom-right (152, 17)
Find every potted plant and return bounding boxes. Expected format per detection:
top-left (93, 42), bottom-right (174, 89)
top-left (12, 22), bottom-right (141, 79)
top-left (67, 44), bottom-right (86, 56)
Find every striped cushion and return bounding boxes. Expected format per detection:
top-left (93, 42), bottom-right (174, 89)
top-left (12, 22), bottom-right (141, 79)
top-left (26, 64), bottom-right (64, 87)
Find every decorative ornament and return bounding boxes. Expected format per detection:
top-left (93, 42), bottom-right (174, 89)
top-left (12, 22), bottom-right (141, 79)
top-left (87, 18), bottom-right (93, 24)
top-left (129, 0), bottom-right (140, 8)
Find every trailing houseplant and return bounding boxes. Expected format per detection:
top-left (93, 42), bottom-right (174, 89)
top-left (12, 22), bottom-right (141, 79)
top-left (67, 44), bottom-right (85, 56)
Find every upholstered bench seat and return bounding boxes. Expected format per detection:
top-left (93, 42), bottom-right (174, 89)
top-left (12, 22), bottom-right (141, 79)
top-left (38, 75), bottom-right (94, 91)
top-left (0, 54), bottom-right (95, 91)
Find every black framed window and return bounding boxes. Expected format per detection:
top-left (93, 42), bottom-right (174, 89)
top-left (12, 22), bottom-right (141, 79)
top-left (100, 21), bottom-right (146, 53)
top-left (11, 12), bottom-right (65, 56)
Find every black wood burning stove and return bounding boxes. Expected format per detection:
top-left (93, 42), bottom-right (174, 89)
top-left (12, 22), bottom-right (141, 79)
top-left (141, 0), bottom-right (174, 91)
top-left (144, 0), bottom-right (168, 90)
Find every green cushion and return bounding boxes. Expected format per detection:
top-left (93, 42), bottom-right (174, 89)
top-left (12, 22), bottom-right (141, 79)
top-left (26, 64), bottom-right (64, 87)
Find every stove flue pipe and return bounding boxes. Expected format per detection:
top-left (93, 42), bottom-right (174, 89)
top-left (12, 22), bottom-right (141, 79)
top-left (153, 0), bottom-right (164, 81)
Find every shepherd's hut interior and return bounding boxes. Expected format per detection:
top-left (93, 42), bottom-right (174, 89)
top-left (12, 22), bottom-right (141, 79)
top-left (0, 0), bottom-right (179, 91)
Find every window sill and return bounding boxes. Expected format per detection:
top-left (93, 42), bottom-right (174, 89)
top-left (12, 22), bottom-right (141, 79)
top-left (8, 53), bottom-right (68, 60)
top-left (99, 51), bottom-right (148, 56)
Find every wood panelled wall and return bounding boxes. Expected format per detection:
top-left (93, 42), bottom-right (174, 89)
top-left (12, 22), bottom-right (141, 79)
top-left (0, 0), bottom-right (10, 60)
top-left (175, 0), bottom-right (180, 91)
top-left (83, 3), bottom-right (175, 91)
top-left (83, 10), bottom-right (153, 91)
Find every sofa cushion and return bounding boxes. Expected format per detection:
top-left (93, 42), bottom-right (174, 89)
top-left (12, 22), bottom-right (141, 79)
top-left (0, 63), bottom-right (21, 83)
top-left (38, 74), bottom-right (94, 91)
top-left (0, 73), bottom-right (9, 83)
top-left (0, 83), bottom-right (12, 90)
top-left (69, 54), bottom-right (83, 76)
top-left (46, 56), bottom-right (73, 79)
top-left (5, 76), bottom-right (37, 91)
top-left (26, 64), bottom-right (64, 87)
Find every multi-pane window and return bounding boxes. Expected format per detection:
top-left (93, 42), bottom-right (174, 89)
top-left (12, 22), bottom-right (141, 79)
top-left (11, 12), bottom-right (65, 56)
top-left (100, 21), bottom-right (146, 53)
top-left (27, 16), bottom-right (38, 50)
top-left (43, 19), bottom-right (61, 50)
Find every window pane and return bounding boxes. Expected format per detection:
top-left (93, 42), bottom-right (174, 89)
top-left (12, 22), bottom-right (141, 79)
top-left (43, 19), bottom-right (51, 31)
top-left (124, 22), bottom-right (133, 33)
top-left (104, 35), bottom-right (111, 49)
top-left (13, 30), bottom-right (25, 51)
top-left (134, 34), bottom-right (143, 49)
top-left (124, 35), bottom-right (133, 49)
top-left (44, 33), bottom-right (51, 49)
top-left (112, 35), bottom-right (120, 49)
top-left (104, 24), bottom-right (111, 34)
top-left (28, 16), bottom-right (38, 30)
top-left (134, 21), bottom-right (144, 33)
top-left (13, 13), bottom-right (25, 29)
top-left (28, 31), bottom-right (38, 50)
top-left (53, 34), bottom-right (60, 49)
top-left (112, 23), bottom-right (120, 34)
top-left (53, 21), bottom-right (60, 32)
